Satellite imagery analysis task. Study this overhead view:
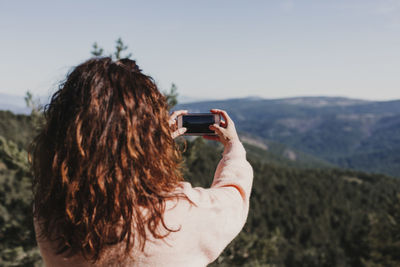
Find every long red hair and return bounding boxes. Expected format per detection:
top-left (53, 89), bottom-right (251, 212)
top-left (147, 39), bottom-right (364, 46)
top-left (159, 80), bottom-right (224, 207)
top-left (31, 57), bottom-right (185, 262)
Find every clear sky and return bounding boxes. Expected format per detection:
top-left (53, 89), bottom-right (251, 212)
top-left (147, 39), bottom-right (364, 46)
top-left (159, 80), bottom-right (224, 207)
top-left (1, 0), bottom-right (399, 101)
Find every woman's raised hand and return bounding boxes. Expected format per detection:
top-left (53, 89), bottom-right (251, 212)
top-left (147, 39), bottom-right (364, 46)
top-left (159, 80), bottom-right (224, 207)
top-left (169, 110), bottom-right (187, 139)
top-left (204, 109), bottom-right (240, 147)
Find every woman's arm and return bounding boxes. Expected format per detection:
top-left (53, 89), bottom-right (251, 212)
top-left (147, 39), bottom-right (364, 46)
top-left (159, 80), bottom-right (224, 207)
top-left (169, 109), bottom-right (253, 263)
top-left (206, 109), bottom-right (253, 202)
top-left (194, 109), bottom-right (254, 262)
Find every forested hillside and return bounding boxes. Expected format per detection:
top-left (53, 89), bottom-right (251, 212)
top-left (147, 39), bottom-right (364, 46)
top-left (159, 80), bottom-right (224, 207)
top-left (184, 138), bottom-right (400, 266)
top-left (176, 97), bottom-right (400, 177)
top-left (1, 110), bottom-right (400, 266)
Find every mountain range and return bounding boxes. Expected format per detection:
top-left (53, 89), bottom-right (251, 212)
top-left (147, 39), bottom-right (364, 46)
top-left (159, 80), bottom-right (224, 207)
top-left (176, 96), bottom-right (400, 177)
top-left (0, 93), bottom-right (31, 114)
top-left (1, 92), bottom-right (399, 177)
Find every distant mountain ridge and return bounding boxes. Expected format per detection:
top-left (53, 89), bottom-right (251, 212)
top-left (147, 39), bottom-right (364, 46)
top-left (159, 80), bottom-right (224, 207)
top-left (176, 96), bottom-right (400, 177)
top-left (273, 96), bottom-right (369, 107)
top-left (0, 92), bottom-right (52, 115)
top-left (2, 93), bottom-right (400, 176)
top-left (0, 93), bottom-right (31, 114)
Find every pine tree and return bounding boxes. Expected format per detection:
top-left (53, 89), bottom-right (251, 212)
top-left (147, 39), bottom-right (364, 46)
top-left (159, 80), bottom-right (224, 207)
top-left (91, 42), bottom-right (104, 56)
top-left (164, 83), bottom-right (179, 109)
top-left (114, 37), bottom-right (132, 59)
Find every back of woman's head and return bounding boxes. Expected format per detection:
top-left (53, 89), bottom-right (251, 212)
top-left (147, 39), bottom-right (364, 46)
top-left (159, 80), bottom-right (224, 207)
top-left (31, 57), bottom-right (184, 262)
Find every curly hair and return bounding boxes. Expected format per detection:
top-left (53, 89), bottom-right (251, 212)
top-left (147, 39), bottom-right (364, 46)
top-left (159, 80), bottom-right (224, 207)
top-left (30, 57), bottom-right (186, 262)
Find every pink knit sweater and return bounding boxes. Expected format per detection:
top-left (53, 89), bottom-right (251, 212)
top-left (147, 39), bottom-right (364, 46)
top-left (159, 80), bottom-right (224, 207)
top-left (35, 140), bottom-right (253, 266)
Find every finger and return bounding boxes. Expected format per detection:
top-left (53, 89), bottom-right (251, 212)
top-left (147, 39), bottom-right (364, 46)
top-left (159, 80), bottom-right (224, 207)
top-left (209, 124), bottom-right (225, 137)
top-left (169, 110), bottom-right (188, 124)
top-left (171, 127), bottom-right (187, 139)
top-left (209, 109), bottom-right (225, 127)
top-left (219, 120), bottom-right (227, 128)
top-left (210, 109), bottom-right (232, 126)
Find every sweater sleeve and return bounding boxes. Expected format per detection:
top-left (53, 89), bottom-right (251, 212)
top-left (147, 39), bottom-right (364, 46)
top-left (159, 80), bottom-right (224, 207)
top-left (180, 140), bottom-right (253, 263)
top-left (212, 140), bottom-right (253, 201)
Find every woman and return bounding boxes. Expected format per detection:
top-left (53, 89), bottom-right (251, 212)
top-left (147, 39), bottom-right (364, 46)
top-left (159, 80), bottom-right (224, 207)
top-left (31, 57), bottom-right (253, 266)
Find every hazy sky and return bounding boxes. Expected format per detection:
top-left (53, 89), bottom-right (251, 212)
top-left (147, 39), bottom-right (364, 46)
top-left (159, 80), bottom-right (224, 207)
top-left (1, 0), bottom-right (399, 101)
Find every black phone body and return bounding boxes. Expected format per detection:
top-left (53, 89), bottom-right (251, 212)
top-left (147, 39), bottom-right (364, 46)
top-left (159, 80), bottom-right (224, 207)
top-left (177, 113), bottom-right (220, 136)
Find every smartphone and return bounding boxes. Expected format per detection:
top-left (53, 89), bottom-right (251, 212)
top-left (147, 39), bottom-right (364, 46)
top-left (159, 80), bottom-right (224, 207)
top-left (177, 113), bottom-right (220, 136)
